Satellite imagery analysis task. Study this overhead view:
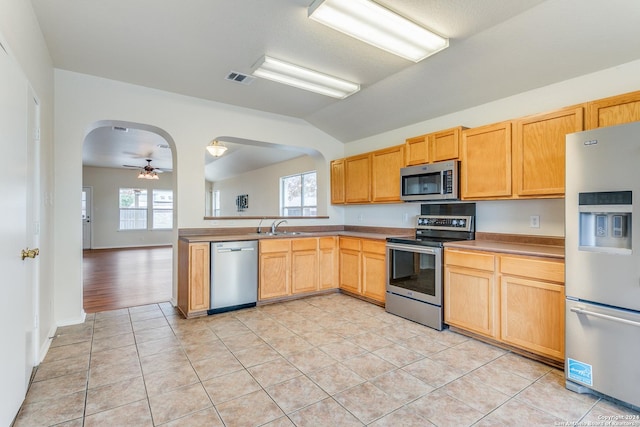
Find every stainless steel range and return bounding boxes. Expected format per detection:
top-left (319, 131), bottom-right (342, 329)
top-left (386, 203), bottom-right (476, 330)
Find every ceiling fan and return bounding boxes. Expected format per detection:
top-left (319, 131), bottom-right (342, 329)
top-left (122, 159), bottom-right (170, 173)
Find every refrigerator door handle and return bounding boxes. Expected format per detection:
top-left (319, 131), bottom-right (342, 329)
top-left (570, 306), bottom-right (640, 328)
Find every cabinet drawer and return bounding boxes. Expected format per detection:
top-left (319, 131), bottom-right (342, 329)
top-left (362, 239), bottom-right (385, 254)
top-left (260, 239), bottom-right (290, 253)
top-left (445, 249), bottom-right (495, 271)
top-left (292, 238), bottom-right (318, 251)
top-left (340, 237), bottom-right (361, 251)
top-left (500, 255), bottom-right (564, 283)
top-left (319, 236), bottom-right (336, 249)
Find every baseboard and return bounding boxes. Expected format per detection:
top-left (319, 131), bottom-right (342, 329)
top-left (38, 324), bottom-right (58, 363)
top-left (56, 310), bottom-right (86, 328)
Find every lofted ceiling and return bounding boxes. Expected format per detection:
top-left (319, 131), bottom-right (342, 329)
top-left (34, 0), bottom-right (640, 177)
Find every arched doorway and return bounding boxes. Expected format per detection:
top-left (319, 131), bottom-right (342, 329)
top-left (81, 120), bottom-right (178, 312)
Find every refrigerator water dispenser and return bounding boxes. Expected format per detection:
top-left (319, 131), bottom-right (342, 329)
top-left (578, 191), bottom-right (632, 254)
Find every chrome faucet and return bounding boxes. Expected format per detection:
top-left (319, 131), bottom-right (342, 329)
top-left (271, 219), bottom-right (287, 234)
top-left (257, 217), bottom-right (266, 234)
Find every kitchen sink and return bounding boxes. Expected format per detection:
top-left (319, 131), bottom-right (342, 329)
top-left (251, 231), bottom-right (308, 236)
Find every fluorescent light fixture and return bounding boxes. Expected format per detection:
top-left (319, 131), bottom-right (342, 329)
top-left (308, 0), bottom-right (448, 62)
top-left (252, 55), bottom-right (360, 99)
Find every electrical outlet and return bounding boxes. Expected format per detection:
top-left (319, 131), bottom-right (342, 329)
top-left (357, 214), bottom-right (364, 222)
top-left (402, 213), bottom-right (409, 223)
top-left (530, 215), bottom-right (540, 228)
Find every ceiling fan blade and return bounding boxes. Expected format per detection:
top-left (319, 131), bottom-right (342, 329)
top-left (122, 164), bottom-right (143, 169)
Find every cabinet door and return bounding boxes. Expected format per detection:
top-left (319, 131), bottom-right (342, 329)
top-left (345, 154), bottom-right (371, 203)
top-left (514, 107), bottom-right (583, 197)
top-left (291, 238), bottom-right (318, 294)
top-left (405, 134), bottom-right (429, 166)
top-left (432, 126), bottom-right (464, 162)
top-left (444, 265), bottom-right (498, 338)
top-left (461, 122), bottom-right (512, 199)
top-left (330, 159), bottom-right (345, 204)
top-left (339, 237), bottom-right (361, 294)
top-left (188, 242), bottom-right (211, 312)
top-left (259, 239), bottom-right (290, 300)
top-left (500, 276), bottom-right (565, 360)
top-left (371, 145), bottom-right (404, 203)
top-left (319, 236), bottom-right (338, 290)
top-left (586, 90), bottom-right (640, 129)
top-left (361, 240), bottom-right (386, 303)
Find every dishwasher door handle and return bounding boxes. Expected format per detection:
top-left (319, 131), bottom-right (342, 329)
top-left (570, 306), bottom-right (640, 328)
top-left (217, 247), bottom-right (256, 253)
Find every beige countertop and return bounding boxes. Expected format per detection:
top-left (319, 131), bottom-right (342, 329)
top-left (179, 230), bottom-right (413, 243)
top-left (444, 239), bottom-right (564, 259)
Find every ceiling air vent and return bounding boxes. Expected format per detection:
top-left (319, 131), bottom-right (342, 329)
top-left (225, 71), bottom-right (255, 85)
top-left (113, 126), bottom-right (129, 132)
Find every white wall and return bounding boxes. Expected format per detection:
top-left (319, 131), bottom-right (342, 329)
top-left (0, 1), bottom-right (57, 359)
top-left (343, 59), bottom-right (640, 237)
top-left (83, 167), bottom-right (174, 249)
top-left (54, 70), bottom-right (346, 324)
top-left (211, 155), bottom-right (318, 217)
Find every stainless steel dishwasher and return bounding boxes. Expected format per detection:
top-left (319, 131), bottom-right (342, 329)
top-left (208, 240), bottom-right (258, 314)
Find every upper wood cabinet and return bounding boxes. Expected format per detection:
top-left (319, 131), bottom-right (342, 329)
top-left (405, 133), bottom-right (430, 166)
top-left (586, 90), bottom-right (640, 129)
top-left (330, 159), bottom-right (345, 204)
top-left (371, 145), bottom-right (404, 203)
top-left (432, 126), bottom-right (465, 162)
top-left (405, 126), bottom-right (465, 166)
top-left (513, 106), bottom-right (583, 197)
top-left (345, 154), bottom-right (371, 203)
top-left (461, 121), bottom-right (513, 199)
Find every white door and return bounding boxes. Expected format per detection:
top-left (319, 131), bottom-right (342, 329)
top-left (0, 43), bottom-right (30, 425)
top-left (25, 91), bottom-right (41, 386)
top-left (82, 187), bottom-right (92, 249)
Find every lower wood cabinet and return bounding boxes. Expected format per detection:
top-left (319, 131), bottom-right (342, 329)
top-left (259, 239), bottom-right (291, 300)
top-left (444, 250), bottom-right (498, 338)
top-left (444, 247), bottom-right (565, 362)
top-left (177, 240), bottom-right (210, 318)
top-left (259, 237), bottom-right (339, 302)
top-left (339, 237), bottom-right (386, 304)
top-left (499, 255), bottom-right (565, 360)
top-left (318, 236), bottom-right (339, 290)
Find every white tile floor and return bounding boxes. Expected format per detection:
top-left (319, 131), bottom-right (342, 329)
top-left (14, 293), bottom-right (640, 426)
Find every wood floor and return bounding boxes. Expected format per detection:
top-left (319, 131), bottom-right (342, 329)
top-left (83, 246), bottom-right (173, 313)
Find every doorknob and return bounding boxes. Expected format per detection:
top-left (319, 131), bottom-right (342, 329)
top-left (21, 248), bottom-right (40, 260)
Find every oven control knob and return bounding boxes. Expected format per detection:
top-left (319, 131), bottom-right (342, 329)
top-left (459, 219), bottom-right (466, 227)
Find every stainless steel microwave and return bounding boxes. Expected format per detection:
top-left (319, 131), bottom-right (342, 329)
top-left (400, 160), bottom-right (459, 201)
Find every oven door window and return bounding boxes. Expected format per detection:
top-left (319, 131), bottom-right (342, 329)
top-left (388, 247), bottom-right (441, 305)
top-left (402, 172), bottom-right (442, 197)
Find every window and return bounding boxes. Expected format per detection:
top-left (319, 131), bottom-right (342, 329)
top-left (281, 171), bottom-right (317, 216)
top-left (152, 189), bottom-right (173, 229)
top-left (212, 190), bottom-right (221, 217)
top-left (119, 188), bottom-right (147, 230)
top-left (119, 188), bottom-right (173, 230)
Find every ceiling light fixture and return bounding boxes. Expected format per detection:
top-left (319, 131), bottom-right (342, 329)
top-left (251, 55), bottom-right (360, 99)
top-left (137, 170), bottom-right (159, 180)
top-left (308, 0), bottom-right (449, 62)
top-left (207, 140), bottom-right (228, 157)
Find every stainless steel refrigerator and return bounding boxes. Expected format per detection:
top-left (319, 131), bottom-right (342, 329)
top-left (565, 121), bottom-right (640, 409)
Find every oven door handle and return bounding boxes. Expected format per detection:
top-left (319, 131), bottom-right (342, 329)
top-left (386, 243), bottom-right (440, 255)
